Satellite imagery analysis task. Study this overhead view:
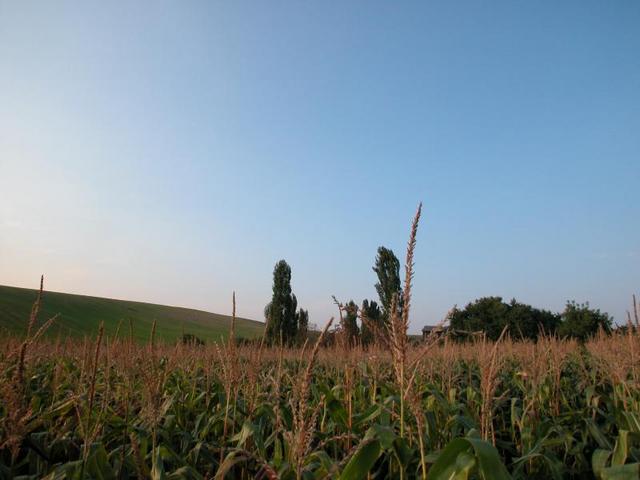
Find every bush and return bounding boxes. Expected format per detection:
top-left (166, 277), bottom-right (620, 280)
top-left (180, 333), bottom-right (205, 346)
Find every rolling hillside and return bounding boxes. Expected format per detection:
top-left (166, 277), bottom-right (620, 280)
top-left (0, 285), bottom-right (264, 342)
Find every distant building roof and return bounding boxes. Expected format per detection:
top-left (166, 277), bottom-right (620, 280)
top-left (421, 325), bottom-right (448, 332)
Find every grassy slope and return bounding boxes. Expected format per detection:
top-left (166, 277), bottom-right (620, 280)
top-left (0, 285), bottom-right (264, 342)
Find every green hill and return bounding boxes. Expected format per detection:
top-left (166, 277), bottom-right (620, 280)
top-left (0, 285), bottom-right (264, 342)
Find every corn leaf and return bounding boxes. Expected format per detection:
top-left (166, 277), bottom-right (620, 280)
top-left (338, 440), bottom-right (381, 480)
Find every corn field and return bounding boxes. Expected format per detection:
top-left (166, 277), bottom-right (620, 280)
top-left (1, 313), bottom-right (640, 479)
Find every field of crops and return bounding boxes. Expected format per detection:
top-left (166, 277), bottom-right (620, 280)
top-left (1, 323), bottom-right (639, 479)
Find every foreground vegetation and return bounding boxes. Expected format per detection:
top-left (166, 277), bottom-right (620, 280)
top-left (2, 327), bottom-right (640, 479)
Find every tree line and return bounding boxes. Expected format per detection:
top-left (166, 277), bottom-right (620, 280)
top-left (264, 248), bottom-right (614, 345)
top-left (448, 297), bottom-right (612, 342)
top-left (263, 247), bottom-right (404, 346)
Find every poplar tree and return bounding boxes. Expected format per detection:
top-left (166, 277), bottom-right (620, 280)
top-left (265, 260), bottom-right (299, 344)
top-left (296, 308), bottom-right (309, 343)
top-left (373, 246), bottom-right (403, 323)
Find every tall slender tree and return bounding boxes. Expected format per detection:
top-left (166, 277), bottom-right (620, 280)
top-left (265, 260), bottom-right (298, 344)
top-left (296, 308), bottom-right (309, 344)
top-left (373, 246), bottom-right (403, 323)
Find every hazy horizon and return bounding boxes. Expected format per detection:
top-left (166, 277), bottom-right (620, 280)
top-left (1, 1), bottom-right (639, 332)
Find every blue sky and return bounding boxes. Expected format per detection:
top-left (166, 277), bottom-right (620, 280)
top-left (1, 1), bottom-right (638, 331)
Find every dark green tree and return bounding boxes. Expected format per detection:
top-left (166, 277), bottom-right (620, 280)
top-left (448, 297), bottom-right (509, 340)
top-left (296, 308), bottom-right (309, 343)
top-left (342, 300), bottom-right (360, 346)
top-left (448, 297), bottom-right (561, 341)
top-left (505, 299), bottom-right (560, 339)
top-left (558, 301), bottom-right (612, 341)
top-left (373, 246), bottom-right (402, 323)
top-left (265, 260), bottom-right (298, 344)
top-left (361, 299), bottom-right (382, 345)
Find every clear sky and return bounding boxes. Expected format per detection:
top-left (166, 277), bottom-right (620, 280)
top-left (1, 1), bottom-right (639, 331)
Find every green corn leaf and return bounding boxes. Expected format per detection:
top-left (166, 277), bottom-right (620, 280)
top-left (463, 437), bottom-right (511, 480)
top-left (587, 419), bottom-right (613, 451)
top-left (623, 413), bottom-right (640, 435)
top-left (214, 452), bottom-right (250, 480)
top-left (352, 404), bottom-right (382, 428)
top-left (85, 444), bottom-right (116, 480)
top-left (428, 438), bottom-right (474, 480)
top-left (167, 466), bottom-right (204, 480)
top-left (363, 425), bottom-right (396, 450)
top-left (307, 449), bottom-right (335, 476)
top-left (231, 420), bottom-right (255, 448)
top-left (594, 449), bottom-right (613, 480)
top-left (392, 437), bottom-right (413, 467)
top-left (613, 431), bottom-right (631, 467)
top-left (152, 448), bottom-right (166, 480)
top-left (454, 451), bottom-right (477, 479)
top-left (428, 437), bottom-right (511, 480)
top-left (601, 463), bottom-right (640, 480)
top-left (39, 460), bottom-right (83, 480)
top-left (338, 440), bottom-right (381, 480)
top-left (273, 436), bottom-right (283, 468)
top-left (327, 398), bottom-right (349, 427)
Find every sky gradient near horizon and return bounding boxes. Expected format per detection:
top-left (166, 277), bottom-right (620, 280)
top-left (1, 1), bottom-right (639, 331)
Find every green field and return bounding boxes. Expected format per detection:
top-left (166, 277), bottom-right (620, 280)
top-left (0, 285), bottom-right (264, 342)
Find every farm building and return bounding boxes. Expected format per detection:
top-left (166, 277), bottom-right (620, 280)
top-left (421, 324), bottom-right (448, 339)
